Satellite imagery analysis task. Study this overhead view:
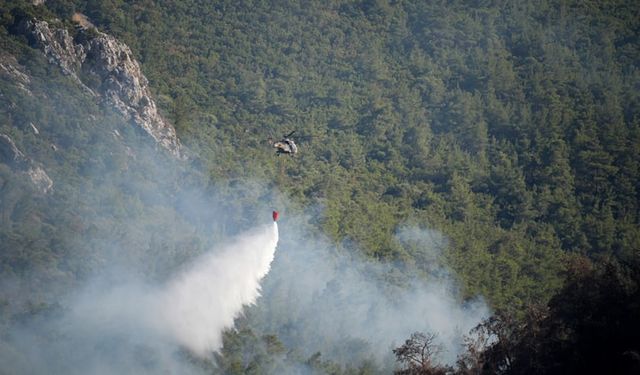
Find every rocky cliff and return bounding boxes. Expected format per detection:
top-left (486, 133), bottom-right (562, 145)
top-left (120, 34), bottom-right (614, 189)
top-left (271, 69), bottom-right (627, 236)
top-left (0, 134), bottom-right (53, 194)
top-left (15, 17), bottom-right (183, 159)
top-left (0, 52), bottom-right (32, 95)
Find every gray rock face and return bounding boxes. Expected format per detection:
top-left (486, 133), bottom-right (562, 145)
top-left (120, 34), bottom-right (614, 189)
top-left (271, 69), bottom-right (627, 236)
top-left (83, 32), bottom-right (182, 157)
top-left (0, 53), bottom-right (32, 95)
top-left (0, 134), bottom-right (53, 194)
top-left (0, 134), bottom-right (26, 166)
top-left (26, 166), bottom-right (54, 193)
top-left (17, 18), bottom-right (183, 159)
top-left (18, 19), bottom-right (85, 77)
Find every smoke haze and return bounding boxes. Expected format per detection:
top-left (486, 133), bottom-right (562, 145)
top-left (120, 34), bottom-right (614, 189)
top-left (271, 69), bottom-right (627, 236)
top-left (4, 222), bottom-right (279, 374)
top-left (254, 218), bottom-right (490, 368)
top-left (0, 63), bottom-right (488, 371)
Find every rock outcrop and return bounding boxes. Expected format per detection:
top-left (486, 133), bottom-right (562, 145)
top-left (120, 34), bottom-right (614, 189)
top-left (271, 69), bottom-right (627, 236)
top-left (17, 18), bottom-right (85, 77)
top-left (16, 18), bottom-right (183, 159)
top-left (0, 53), bottom-right (32, 95)
top-left (0, 134), bottom-right (53, 194)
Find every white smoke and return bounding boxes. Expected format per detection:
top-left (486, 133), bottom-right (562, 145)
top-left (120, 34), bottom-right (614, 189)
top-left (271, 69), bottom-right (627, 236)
top-left (8, 222), bottom-right (279, 373)
top-left (254, 218), bottom-right (490, 368)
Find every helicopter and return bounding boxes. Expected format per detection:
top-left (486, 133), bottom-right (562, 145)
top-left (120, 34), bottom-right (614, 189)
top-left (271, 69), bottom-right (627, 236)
top-left (270, 130), bottom-right (298, 156)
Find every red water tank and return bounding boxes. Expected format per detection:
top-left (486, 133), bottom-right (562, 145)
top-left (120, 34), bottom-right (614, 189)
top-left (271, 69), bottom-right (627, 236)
top-left (272, 210), bottom-right (279, 221)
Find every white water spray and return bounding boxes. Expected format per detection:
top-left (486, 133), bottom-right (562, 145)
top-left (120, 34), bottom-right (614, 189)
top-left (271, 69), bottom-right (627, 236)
top-left (159, 222), bottom-right (279, 356)
top-left (54, 220), bottom-right (280, 372)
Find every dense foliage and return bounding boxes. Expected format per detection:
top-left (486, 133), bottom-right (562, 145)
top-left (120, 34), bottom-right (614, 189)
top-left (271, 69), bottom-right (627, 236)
top-left (1, 0), bottom-right (639, 373)
top-left (48, 0), bottom-right (639, 307)
top-left (477, 257), bottom-right (640, 374)
top-left (389, 258), bottom-right (640, 374)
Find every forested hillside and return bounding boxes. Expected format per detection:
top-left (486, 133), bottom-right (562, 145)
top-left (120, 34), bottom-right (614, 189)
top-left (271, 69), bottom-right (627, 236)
top-left (54, 0), bottom-right (639, 306)
top-left (1, 0), bottom-right (639, 374)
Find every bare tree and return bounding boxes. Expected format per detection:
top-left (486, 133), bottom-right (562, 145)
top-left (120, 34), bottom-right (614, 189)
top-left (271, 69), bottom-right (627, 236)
top-left (393, 332), bottom-right (451, 375)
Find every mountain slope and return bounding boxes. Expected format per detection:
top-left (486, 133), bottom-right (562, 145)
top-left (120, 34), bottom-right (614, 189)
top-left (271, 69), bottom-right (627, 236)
top-left (54, 0), bottom-right (640, 302)
top-left (1, 0), bottom-right (639, 373)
